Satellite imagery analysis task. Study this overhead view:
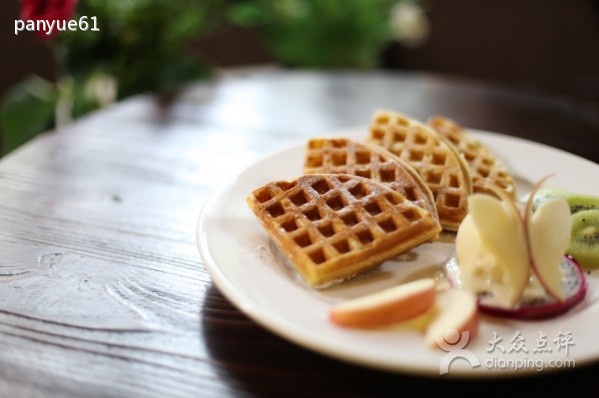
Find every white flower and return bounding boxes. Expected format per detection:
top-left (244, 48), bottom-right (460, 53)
top-left (390, 2), bottom-right (430, 48)
top-left (85, 73), bottom-right (118, 108)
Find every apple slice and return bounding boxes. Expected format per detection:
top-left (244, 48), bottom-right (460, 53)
top-left (329, 278), bottom-right (436, 329)
top-left (454, 213), bottom-right (480, 277)
top-left (467, 194), bottom-right (530, 307)
top-left (425, 288), bottom-right (479, 348)
top-left (526, 198), bottom-right (572, 301)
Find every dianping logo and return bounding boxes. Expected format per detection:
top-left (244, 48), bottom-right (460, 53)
top-left (436, 329), bottom-right (480, 375)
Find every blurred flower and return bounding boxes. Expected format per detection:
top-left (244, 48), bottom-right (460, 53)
top-left (19, 0), bottom-right (78, 40)
top-left (390, 1), bottom-right (430, 48)
top-left (85, 73), bottom-right (118, 108)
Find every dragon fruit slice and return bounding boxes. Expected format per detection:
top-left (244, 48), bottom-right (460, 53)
top-left (444, 255), bottom-right (587, 320)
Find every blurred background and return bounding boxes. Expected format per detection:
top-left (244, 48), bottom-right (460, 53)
top-left (1, 0), bottom-right (598, 157)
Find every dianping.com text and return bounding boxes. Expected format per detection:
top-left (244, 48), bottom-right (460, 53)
top-left (485, 356), bottom-right (576, 372)
top-left (15, 17), bottom-right (100, 36)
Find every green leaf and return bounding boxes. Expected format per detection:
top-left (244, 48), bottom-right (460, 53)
top-left (227, 0), bottom-right (404, 68)
top-left (228, 3), bottom-right (269, 27)
top-left (1, 75), bottom-right (58, 156)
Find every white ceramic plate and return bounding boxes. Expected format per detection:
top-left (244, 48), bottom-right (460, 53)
top-left (196, 130), bottom-right (599, 378)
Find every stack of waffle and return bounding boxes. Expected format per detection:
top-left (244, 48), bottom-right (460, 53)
top-left (246, 109), bottom-right (515, 288)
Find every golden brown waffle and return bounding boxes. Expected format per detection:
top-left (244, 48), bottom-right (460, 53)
top-left (427, 115), bottom-right (516, 199)
top-left (366, 109), bottom-right (473, 231)
top-left (246, 174), bottom-right (442, 288)
top-left (303, 137), bottom-right (439, 224)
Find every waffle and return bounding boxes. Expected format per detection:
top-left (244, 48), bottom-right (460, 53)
top-left (427, 115), bottom-right (516, 199)
top-left (366, 109), bottom-right (473, 231)
top-left (303, 137), bottom-right (439, 224)
top-left (246, 173), bottom-right (442, 288)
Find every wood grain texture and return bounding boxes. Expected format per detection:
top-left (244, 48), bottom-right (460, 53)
top-left (0, 70), bottom-right (598, 397)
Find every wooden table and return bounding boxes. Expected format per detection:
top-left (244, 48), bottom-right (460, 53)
top-left (1, 69), bottom-right (598, 397)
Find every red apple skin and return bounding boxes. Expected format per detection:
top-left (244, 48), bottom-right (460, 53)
top-left (329, 281), bottom-right (436, 329)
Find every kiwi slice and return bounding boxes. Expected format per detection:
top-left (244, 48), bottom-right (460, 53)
top-left (568, 209), bottom-right (599, 271)
top-left (521, 187), bottom-right (599, 214)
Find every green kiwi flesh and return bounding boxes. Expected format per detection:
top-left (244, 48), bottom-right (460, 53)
top-left (521, 187), bottom-right (599, 214)
top-left (567, 209), bottom-right (599, 271)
